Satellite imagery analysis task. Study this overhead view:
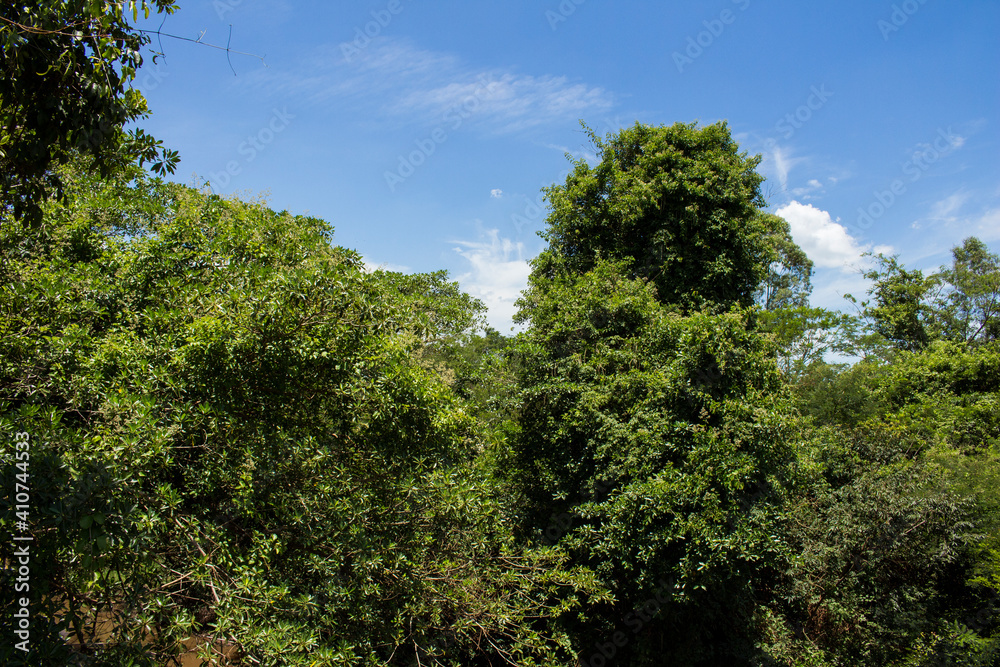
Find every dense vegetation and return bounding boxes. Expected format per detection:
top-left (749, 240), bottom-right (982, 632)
top-left (2, 3), bottom-right (999, 666)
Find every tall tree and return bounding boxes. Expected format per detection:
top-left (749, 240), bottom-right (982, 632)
top-left (508, 122), bottom-right (801, 663)
top-left (533, 121), bottom-right (771, 313)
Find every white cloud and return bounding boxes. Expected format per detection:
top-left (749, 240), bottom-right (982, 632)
top-left (775, 201), bottom-right (880, 271)
top-left (490, 189), bottom-right (503, 198)
top-left (452, 229), bottom-right (532, 331)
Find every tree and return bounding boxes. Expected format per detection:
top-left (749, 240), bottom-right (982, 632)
top-left (755, 212), bottom-right (814, 311)
top-left (852, 238), bottom-right (1000, 354)
top-left (372, 269), bottom-right (487, 386)
top-left (937, 237), bottom-right (1000, 345)
top-left (534, 121), bottom-right (771, 312)
top-left (506, 123), bottom-right (815, 663)
top-left (758, 306), bottom-right (847, 378)
top-left (1, 0), bottom-right (180, 224)
top-left (506, 257), bottom-right (796, 664)
top-left (860, 253), bottom-right (940, 352)
top-left (791, 358), bottom-right (889, 427)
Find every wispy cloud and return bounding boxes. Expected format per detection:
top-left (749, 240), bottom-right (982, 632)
top-left (242, 37), bottom-right (613, 134)
top-left (789, 178), bottom-right (824, 199)
top-left (909, 188), bottom-right (1000, 244)
top-left (392, 71), bottom-right (613, 132)
top-left (928, 189), bottom-right (971, 222)
top-left (762, 144), bottom-right (805, 191)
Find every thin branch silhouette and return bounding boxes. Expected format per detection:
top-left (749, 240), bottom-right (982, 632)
top-left (0, 15), bottom-right (267, 72)
top-left (226, 24), bottom-right (236, 76)
top-left (138, 26), bottom-right (267, 71)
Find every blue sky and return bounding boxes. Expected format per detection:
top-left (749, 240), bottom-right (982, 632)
top-left (134, 0), bottom-right (999, 331)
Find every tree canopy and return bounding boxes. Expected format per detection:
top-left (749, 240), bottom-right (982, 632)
top-left (533, 121), bottom-right (775, 312)
top-left (1, 9), bottom-right (998, 662)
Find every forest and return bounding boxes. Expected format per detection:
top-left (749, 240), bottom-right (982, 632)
top-left (2, 2), bottom-right (999, 666)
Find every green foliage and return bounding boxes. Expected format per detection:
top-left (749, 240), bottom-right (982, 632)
top-left (372, 269), bottom-right (487, 388)
top-left (758, 307), bottom-right (847, 379)
top-left (0, 165), bottom-right (602, 665)
top-left (757, 425), bottom-right (998, 667)
top-left (879, 342), bottom-right (999, 447)
top-left (936, 238), bottom-right (1000, 345)
top-left (792, 359), bottom-right (890, 428)
top-left (2, 109), bottom-right (997, 667)
top-left (0, 1), bottom-right (180, 224)
top-left (537, 121), bottom-right (770, 312)
top-left (860, 254), bottom-right (941, 352)
top-left (785, 336), bottom-right (1000, 664)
